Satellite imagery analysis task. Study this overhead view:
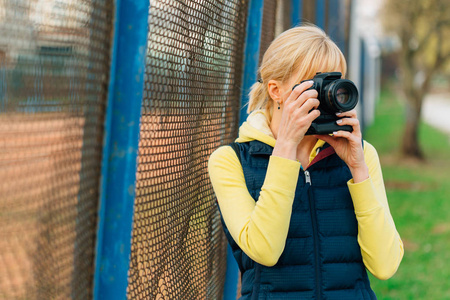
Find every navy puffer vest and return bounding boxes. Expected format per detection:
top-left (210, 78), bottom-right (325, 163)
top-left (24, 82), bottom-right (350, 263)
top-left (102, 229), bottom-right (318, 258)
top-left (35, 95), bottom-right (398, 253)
top-left (221, 141), bottom-right (376, 300)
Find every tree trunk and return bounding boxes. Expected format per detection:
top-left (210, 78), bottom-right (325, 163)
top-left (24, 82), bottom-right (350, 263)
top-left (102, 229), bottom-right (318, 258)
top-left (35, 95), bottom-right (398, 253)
top-left (398, 44), bottom-right (426, 161)
top-left (401, 100), bottom-right (424, 160)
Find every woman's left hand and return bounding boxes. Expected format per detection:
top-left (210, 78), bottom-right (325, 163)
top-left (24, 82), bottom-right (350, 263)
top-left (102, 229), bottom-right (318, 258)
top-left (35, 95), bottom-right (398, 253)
top-left (314, 109), bottom-right (369, 183)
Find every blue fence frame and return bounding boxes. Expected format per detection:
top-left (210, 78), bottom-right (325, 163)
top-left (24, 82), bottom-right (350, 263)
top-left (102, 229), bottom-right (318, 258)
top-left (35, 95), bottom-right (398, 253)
top-left (93, 0), bottom-right (150, 299)
top-left (238, 0), bottom-right (265, 128)
top-left (291, 0), bottom-right (303, 27)
top-left (225, 1), bottom-right (264, 299)
top-left (315, 0), bottom-right (326, 29)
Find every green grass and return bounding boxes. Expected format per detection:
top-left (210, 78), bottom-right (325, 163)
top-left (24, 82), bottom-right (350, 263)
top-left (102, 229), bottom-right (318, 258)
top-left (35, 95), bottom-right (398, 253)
top-left (364, 88), bottom-right (450, 299)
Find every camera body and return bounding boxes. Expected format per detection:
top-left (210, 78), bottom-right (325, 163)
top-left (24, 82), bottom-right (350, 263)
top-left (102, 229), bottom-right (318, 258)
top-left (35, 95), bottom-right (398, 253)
top-left (292, 72), bottom-right (359, 135)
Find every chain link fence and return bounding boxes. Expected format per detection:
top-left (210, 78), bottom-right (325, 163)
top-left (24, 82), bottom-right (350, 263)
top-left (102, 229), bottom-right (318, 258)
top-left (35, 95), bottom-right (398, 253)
top-left (0, 0), bottom-right (335, 299)
top-left (0, 0), bottom-right (112, 299)
top-left (259, 0), bottom-right (277, 66)
top-left (126, 1), bottom-right (249, 299)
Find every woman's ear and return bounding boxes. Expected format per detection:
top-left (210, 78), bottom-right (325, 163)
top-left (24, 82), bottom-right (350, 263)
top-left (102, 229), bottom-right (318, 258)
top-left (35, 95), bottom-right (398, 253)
top-left (267, 80), bottom-right (282, 104)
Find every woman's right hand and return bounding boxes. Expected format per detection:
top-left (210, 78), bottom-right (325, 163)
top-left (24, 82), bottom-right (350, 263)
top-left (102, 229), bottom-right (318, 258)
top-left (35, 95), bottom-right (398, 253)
top-left (272, 80), bottom-right (320, 160)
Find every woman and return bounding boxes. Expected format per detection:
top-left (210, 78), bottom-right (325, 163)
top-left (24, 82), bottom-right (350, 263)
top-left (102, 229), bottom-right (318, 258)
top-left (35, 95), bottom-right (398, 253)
top-left (208, 25), bottom-right (403, 299)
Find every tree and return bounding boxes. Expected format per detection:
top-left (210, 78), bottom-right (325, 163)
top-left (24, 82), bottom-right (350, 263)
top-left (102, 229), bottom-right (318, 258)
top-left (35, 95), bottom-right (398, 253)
top-left (381, 0), bottom-right (450, 159)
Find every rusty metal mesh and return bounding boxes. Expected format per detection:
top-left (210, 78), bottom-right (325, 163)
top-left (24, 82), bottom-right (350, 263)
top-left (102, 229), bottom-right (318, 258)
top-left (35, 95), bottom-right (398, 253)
top-left (126, 1), bottom-right (249, 299)
top-left (302, 0), bottom-right (316, 23)
top-left (276, 0), bottom-right (292, 36)
top-left (0, 1), bottom-right (112, 299)
top-left (259, 0), bottom-right (278, 66)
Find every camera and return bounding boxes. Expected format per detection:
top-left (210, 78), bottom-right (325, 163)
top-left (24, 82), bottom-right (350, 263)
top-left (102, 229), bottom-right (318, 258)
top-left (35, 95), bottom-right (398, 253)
top-left (292, 72), bottom-right (358, 135)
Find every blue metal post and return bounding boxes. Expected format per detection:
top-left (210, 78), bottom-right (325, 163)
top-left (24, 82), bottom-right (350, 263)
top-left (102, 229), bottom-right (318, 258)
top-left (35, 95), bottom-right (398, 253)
top-left (223, 244), bottom-right (239, 300)
top-left (359, 38), bottom-right (366, 131)
top-left (238, 0), bottom-right (264, 127)
top-left (315, 0), bottom-right (326, 29)
top-left (291, 0), bottom-right (303, 27)
top-left (223, 1), bottom-right (264, 300)
top-left (93, 0), bottom-right (150, 299)
top-left (327, 0), bottom-right (346, 54)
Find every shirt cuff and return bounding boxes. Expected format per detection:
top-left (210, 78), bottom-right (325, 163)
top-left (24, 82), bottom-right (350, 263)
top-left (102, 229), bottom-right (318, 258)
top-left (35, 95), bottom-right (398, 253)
top-left (348, 177), bottom-right (382, 213)
top-left (264, 155), bottom-right (301, 193)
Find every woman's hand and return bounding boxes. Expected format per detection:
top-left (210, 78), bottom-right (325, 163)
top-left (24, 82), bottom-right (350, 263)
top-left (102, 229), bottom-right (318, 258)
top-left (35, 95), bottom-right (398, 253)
top-left (272, 81), bottom-right (320, 161)
top-left (314, 109), bottom-right (369, 183)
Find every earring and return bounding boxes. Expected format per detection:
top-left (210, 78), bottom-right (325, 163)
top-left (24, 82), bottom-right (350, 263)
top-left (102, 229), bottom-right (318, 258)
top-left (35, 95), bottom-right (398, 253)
top-left (277, 101), bottom-right (280, 110)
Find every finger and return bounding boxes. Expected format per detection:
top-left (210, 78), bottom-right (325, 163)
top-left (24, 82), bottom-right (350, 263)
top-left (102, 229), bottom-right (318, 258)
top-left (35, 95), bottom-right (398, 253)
top-left (284, 95), bottom-right (318, 119)
top-left (292, 108), bottom-right (320, 131)
top-left (294, 90), bottom-right (319, 109)
top-left (336, 117), bottom-right (359, 128)
top-left (336, 117), bottom-right (361, 136)
top-left (314, 134), bottom-right (338, 148)
top-left (285, 80), bottom-right (315, 104)
top-left (304, 108), bottom-right (321, 124)
top-left (294, 98), bottom-right (320, 115)
top-left (332, 130), bottom-right (358, 142)
top-left (336, 109), bottom-right (357, 118)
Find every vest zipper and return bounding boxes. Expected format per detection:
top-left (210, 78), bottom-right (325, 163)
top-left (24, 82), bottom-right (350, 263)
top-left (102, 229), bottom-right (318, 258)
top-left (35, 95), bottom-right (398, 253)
top-left (305, 170), bottom-right (322, 300)
top-left (305, 170), bottom-right (311, 184)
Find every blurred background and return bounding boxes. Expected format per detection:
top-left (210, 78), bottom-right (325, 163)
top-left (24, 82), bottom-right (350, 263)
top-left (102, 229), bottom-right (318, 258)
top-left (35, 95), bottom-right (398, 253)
top-left (0, 0), bottom-right (449, 299)
top-left (355, 0), bottom-right (450, 299)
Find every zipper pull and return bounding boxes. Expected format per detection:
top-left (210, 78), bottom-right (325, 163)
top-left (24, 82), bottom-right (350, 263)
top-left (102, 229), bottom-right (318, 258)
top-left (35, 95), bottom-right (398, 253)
top-left (305, 170), bottom-right (311, 185)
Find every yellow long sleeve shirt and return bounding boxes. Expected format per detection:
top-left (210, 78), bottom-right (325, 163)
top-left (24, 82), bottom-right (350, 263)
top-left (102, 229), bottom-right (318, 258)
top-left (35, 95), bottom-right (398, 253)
top-left (208, 110), bottom-right (403, 280)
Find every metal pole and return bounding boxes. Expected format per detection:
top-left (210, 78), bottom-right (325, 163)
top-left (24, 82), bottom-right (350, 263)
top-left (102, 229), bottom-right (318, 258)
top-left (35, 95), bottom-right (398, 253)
top-left (315, 0), bottom-right (326, 29)
top-left (291, 0), bottom-right (303, 27)
top-left (327, 0), bottom-right (346, 54)
top-left (93, 0), bottom-right (150, 299)
top-left (238, 0), bottom-right (265, 127)
top-left (223, 1), bottom-right (264, 299)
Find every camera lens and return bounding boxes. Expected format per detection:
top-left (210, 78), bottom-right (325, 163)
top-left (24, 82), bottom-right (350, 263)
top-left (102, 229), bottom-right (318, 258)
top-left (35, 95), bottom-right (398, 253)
top-left (323, 79), bottom-right (358, 113)
top-left (336, 87), bottom-right (350, 104)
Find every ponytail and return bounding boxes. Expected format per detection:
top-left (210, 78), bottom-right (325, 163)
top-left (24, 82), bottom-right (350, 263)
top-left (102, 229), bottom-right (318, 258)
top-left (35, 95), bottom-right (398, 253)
top-left (247, 80), bottom-right (269, 113)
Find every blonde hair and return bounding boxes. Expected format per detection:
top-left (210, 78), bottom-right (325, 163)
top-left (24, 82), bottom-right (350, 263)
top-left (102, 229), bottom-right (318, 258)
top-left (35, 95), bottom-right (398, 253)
top-left (247, 25), bottom-right (347, 117)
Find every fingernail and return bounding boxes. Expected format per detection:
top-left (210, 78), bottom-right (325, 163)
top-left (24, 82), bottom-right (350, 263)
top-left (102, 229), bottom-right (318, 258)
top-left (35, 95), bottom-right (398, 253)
top-left (308, 80), bottom-right (314, 84)
top-left (333, 132), bottom-right (338, 135)
top-left (336, 119), bottom-right (343, 124)
top-left (336, 112), bottom-right (342, 116)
